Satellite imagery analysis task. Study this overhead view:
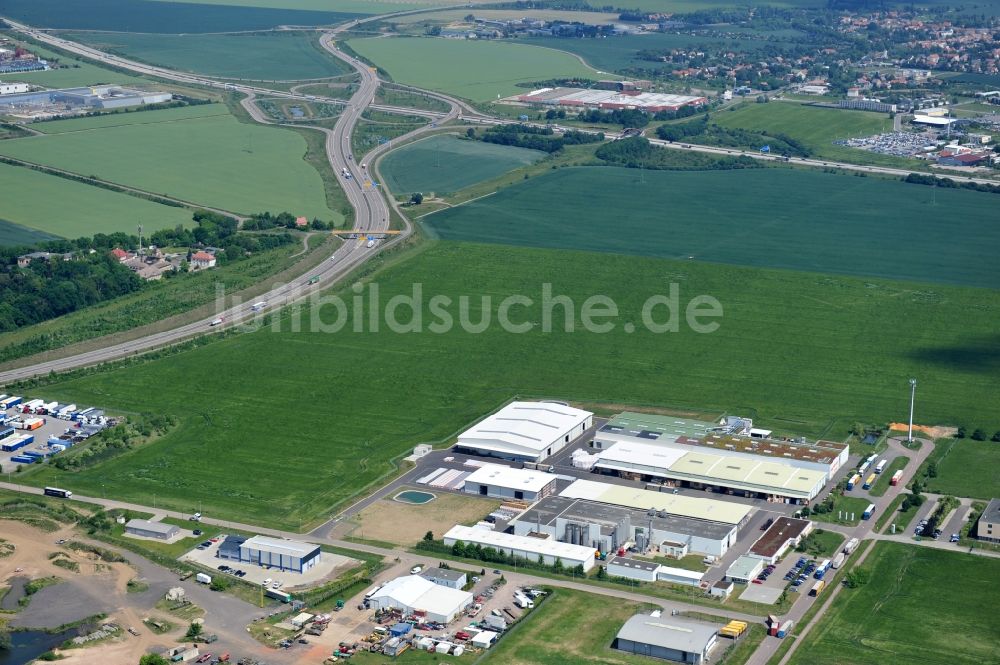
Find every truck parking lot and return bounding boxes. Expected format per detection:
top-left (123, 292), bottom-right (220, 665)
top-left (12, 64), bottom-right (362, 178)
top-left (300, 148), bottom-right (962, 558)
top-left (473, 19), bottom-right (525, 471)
top-left (0, 394), bottom-right (113, 473)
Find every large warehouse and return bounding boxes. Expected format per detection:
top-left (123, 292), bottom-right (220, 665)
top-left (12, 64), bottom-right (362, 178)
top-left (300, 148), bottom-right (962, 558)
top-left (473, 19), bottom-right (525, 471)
top-left (463, 465), bottom-right (557, 502)
top-left (454, 401), bottom-right (593, 462)
top-left (510, 495), bottom-right (739, 557)
top-left (614, 613), bottom-right (718, 664)
top-left (443, 525), bottom-right (596, 572)
top-left (124, 519), bottom-right (179, 541)
top-left (592, 441), bottom-right (829, 503)
top-left (237, 536), bottom-right (322, 573)
top-left (560, 479), bottom-right (754, 527)
top-left (368, 576), bottom-right (473, 624)
top-left (516, 87), bottom-right (708, 112)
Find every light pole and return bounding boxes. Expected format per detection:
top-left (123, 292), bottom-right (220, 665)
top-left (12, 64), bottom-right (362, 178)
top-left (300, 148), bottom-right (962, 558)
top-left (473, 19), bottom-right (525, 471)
top-left (908, 378), bottom-right (917, 443)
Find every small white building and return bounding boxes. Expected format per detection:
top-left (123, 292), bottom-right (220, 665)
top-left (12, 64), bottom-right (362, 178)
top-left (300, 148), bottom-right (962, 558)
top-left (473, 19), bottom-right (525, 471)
top-left (455, 401), bottom-right (593, 462)
top-left (463, 465), bottom-right (557, 502)
top-left (471, 630), bottom-right (497, 649)
top-left (190, 251), bottom-right (216, 269)
top-left (421, 566), bottom-right (467, 590)
top-left (368, 576), bottom-right (473, 624)
top-left (726, 555), bottom-right (765, 584)
top-left (607, 556), bottom-right (660, 582)
top-left (0, 82), bottom-right (31, 95)
top-left (444, 525), bottom-right (596, 572)
top-left (656, 565), bottom-right (704, 587)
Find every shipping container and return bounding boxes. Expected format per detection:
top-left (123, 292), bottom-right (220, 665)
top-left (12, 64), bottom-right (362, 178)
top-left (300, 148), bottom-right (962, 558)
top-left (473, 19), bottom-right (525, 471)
top-left (22, 450), bottom-right (45, 459)
top-left (863, 473), bottom-right (876, 490)
top-left (831, 553), bottom-right (845, 569)
top-left (809, 581), bottom-right (825, 596)
top-left (0, 426), bottom-right (14, 440)
top-left (890, 470), bottom-right (903, 486)
top-left (846, 474), bottom-right (861, 491)
top-left (10, 455), bottom-right (37, 464)
top-left (863, 503), bottom-right (875, 520)
top-left (1, 436), bottom-right (30, 452)
top-left (843, 538), bottom-right (859, 554)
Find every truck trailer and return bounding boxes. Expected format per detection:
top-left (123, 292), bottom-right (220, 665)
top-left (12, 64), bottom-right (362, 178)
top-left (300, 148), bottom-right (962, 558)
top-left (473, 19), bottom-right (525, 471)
top-left (843, 538), bottom-right (859, 554)
top-left (777, 620), bottom-right (794, 637)
top-left (809, 581), bottom-right (825, 596)
top-left (847, 474), bottom-right (861, 491)
top-left (863, 473), bottom-right (877, 490)
top-left (863, 503), bottom-right (875, 520)
top-left (890, 470), bottom-right (904, 486)
top-left (874, 459), bottom-right (887, 474)
top-left (831, 552), bottom-right (845, 569)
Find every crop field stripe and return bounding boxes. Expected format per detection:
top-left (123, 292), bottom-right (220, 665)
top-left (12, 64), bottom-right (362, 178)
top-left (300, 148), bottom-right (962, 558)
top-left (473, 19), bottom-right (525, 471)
top-left (423, 166), bottom-right (1000, 289)
top-left (31, 104), bottom-right (233, 134)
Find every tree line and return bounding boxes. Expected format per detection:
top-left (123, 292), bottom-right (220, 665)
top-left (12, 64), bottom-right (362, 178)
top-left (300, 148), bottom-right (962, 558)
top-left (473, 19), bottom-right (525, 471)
top-left (903, 172), bottom-right (1000, 196)
top-left (479, 123), bottom-right (604, 153)
top-left (655, 115), bottom-right (811, 157)
top-left (596, 136), bottom-right (761, 171)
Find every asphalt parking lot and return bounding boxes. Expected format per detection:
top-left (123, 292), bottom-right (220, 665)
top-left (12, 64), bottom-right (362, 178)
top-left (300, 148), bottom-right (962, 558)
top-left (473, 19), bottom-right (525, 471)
top-left (1, 408), bottom-right (106, 475)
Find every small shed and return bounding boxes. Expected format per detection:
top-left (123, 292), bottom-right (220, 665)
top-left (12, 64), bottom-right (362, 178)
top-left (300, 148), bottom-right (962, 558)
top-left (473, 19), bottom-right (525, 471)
top-left (390, 622), bottom-right (412, 637)
top-left (471, 631), bottom-right (498, 649)
top-left (290, 612), bottom-right (314, 628)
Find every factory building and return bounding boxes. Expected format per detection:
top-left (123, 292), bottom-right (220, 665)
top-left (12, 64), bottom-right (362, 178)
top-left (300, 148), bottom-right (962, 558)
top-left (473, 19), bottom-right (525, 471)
top-left (0, 85), bottom-right (172, 117)
top-left (368, 576), bottom-right (473, 624)
top-left (614, 613), bottom-right (718, 664)
top-left (463, 465), bottom-right (557, 502)
top-left (592, 412), bottom-right (720, 450)
top-left (560, 479), bottom-right (754, 528)
top-left (510, 494), bottom-right (739, 557)
top-left (237, 536), bottom-right (322, 573)
top-left (0, 82), bottom-right (30, 95)
top-left (443, 525), bottom-right (596, 572)
top-left (454, 401), bottom-right (592, 463)
top-left (124, 519), bottom-right (179, 540)
top-left (749, 517), bottom-right (814, 564)
top-left (516, 87), bottom-right (707, 112)
top-left (606, 556), bottom-right (660, 582)
top-left (420, 567), bottom-right (467, 590)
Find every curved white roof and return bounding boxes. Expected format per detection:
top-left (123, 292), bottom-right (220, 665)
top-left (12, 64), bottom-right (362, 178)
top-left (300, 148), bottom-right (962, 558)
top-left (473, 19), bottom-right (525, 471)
top-left (457, 401), bottom-right (592, 457)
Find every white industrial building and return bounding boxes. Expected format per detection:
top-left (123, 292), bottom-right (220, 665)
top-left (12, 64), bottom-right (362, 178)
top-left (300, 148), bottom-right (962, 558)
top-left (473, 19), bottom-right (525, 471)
top-left (463, 465), bottom-right (557, 502)
top-left (443, 525), bottom-right (596, 572)
top-left (454, 401), bottom-right (593, 462)
top-left (238, 536), bottom-right (321, 573)
top-left (511, 494), bottom-right (739, 558)
top-left (420, 566), bottom-right (467, 589)
top-left (368, 575), bottom-right (473, 624)
top-left (124, 519), bottom-right (179, 540)
top-left (607, 556), bottom-right (660, 582)
top-left (614, 613), bottom-right (718, 664)
top-left (0, 82), bottom-right (30, 95)
top-left (726, 555), bottom-right (765, 584)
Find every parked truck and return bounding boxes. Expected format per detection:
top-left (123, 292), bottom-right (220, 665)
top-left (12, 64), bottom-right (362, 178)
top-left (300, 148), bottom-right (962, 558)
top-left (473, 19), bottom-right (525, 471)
top-left (513, 592), bottom-right (534, 609)
top-left (813, 559), bottom-right (831, 579)
top-left (890, 470), bottom-right (904, 486)
top-left (862, 473), bottom-right (877, 490)
top-left (846, 474), bottom-right (861, 491)
top-left (166, 645), bottom-right (199, 662)
top-left (862, 503), bottom-right (875, 520)
top-left (809, 580), bottom-right (825, 597)
top-left (777, 620), bottom-right (794, 637)
top-left (843, 538), bottom-right (859, 554)
top-left (874, 459), bottom-right (887, 474)
top-left (831, 553), bottom-right (845, 569)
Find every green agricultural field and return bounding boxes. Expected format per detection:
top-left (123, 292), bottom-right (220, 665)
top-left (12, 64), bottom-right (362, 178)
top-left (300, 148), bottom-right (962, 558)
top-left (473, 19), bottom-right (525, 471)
top-left (425, 166), bottom-right (1000, 289)
top-left (926, 438), bottom-right (1000, 499)
top-left (31, 103), bottom-right (229, 134)
top-left (712, 102), bottom-right (895, 161)
top-left (19, 236), bottom-right (1000, 527)
top-left (0, 219), bottom-right (59, 247)
top-left (379, 134), bottom-right (546, 195)
top-left (0, 162), bottom-right (192, 240)
top-left (788, 542), bottom-right (1000, 665)
top-left (0, 104), bottom-right (339, 222)
top-left (62, 31), bottom-right (349, 81)
top-left (349, 37), bottom-right (599, 101)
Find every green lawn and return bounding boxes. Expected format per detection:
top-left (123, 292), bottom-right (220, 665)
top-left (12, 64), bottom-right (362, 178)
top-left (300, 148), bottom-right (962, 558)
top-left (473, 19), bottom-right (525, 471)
top-left (380, 134), bottom-right (547, 195)
top-left (0, 161), bottom-right (192, 239)
top-left (809, 496), bottom-right (873, 526)
top-left (31, 103), bottom-right (230, 134)
top-left (17, 237), bottom-right (1000, 528)
top-left (796, 529), bottom-right (844, 558)
top-left (349, 36), bottom-right (600, 101)
top-left (424, 166), bottom-right (1000, 288)
top-left (62, 31), bottom-right (350, 81)
top-left (788, 542), bottom-right (1000, 665)
top-left (0, 104), bottom-right (340, 221)
top-left (0, 39), bottom-right (149, 88)
top-left (711, 102), bottom-right (909, 166)
top-left (926, 439), bottom-right (1000, 500)
top-left (868, 456), bottom-right (910, 497)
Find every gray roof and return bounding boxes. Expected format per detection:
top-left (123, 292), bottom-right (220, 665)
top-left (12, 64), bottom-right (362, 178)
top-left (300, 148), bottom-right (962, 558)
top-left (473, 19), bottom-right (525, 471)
top-left (125, 519), bottom-right (177, 535)
top-left (983, 498), bottom-right (1000, 523)
top-left (514, 495), bottom-right (735, 541)
top-left (617, 614), bottom-right (718, 652)
top-left (421, 567), bottom-right (466, 582)
top-left (608, 556), bottom-right (659, 572)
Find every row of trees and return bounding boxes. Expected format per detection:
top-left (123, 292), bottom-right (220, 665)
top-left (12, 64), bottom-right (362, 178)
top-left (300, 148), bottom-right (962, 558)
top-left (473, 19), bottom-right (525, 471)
top-left (595, 136), bottom-right (760, 171)
top-left (656, 115), bottom-right (811, 157)
top-left (903, 173), bottom-right (1000, 196)
top-left (478, 124), bottom-right (604, 153)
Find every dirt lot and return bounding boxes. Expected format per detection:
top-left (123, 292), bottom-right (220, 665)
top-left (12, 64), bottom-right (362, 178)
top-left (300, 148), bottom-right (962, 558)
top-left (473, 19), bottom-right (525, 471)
top-left (336, 490), bottom-right (500, 547)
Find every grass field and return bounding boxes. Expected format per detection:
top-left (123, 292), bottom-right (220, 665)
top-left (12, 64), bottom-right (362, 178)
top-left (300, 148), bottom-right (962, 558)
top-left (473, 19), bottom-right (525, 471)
top-left (17, 235), bottom-right (1000, 527)
top-left (0, 219), bottom-right (60, 247)
top-left (713, 102), bottom-right (891, 156)
top-left (809, 496), bottom-right (873, 526)
top-left (341, 491), bottom-right (500, 546)
top-left (0, 39), bottom-right (149, 88)
top-left (797, 529), bottom-right (844, 558)
top-left (349, 36), bottom-right (599, 101)
top-left (424, 166), bottom-right (1000, 288)
top-left (0, 161), bottom-right (192, 239)
top-left (379, 134), bottom-right (546, 195)
top-left (31, 103), bottom-right (229, 134)
top-left (0, 103), bottom-right (339, 221)
top-left (351, 109), bottom-right (426, 158)
top-left (868, 456), bottom-right (909, 497)
top-left (925, 438), bottom-right (1000, 499)
top-left (788, 542), bottom-right (1000, 665)
top-left (62, 30), bottom-right (349, 81)
top-left (0, 0), bottom-right (361, 32)
top-left (480, 588), bottom-right (659, 664)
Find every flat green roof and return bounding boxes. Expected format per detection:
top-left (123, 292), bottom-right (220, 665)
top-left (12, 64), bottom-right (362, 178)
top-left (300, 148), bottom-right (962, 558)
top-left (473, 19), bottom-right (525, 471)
top-left (602, 412), bottom-right (720, 440)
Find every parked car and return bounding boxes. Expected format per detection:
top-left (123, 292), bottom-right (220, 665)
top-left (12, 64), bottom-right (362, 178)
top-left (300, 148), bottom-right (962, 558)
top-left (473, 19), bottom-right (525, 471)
top-left (950, 534), bottom-right (960, 543)
top-left (410, 565), bottom-right (423, 575)
top-left (193, 529), bottom-right (203, 536)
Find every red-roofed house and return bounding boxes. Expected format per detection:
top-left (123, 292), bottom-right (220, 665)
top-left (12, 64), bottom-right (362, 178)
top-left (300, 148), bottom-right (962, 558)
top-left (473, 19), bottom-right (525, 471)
top-left (295, 216), bottom-right (309, 228)
top-left (110, 248), bottom-right (130, 262)
top-left (190, 251), bottom-right (217, 269)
